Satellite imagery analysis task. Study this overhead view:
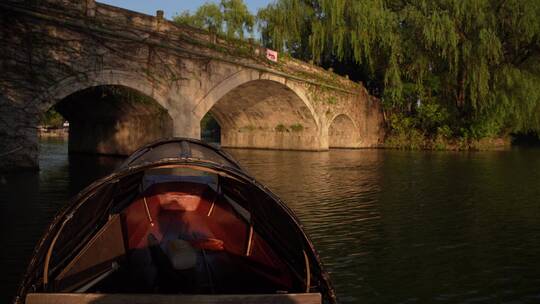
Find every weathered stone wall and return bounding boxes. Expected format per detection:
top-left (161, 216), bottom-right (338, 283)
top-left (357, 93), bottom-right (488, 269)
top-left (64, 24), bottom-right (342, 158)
top-left (0, 0), bottom-right (384, 171)
top-left (222, 131), bottom-right (325, 151)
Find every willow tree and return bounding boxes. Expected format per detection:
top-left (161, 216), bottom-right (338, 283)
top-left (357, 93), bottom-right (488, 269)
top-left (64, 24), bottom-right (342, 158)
top-left (396, 0), bottom-right (540, 136)
top-left (257, 1), bottom-right (401, 102)
top-left (174, 3), bottom-right (223, 33)
top-left (221, 0), bottom-right (255, 39)
top-left (258, 0), bottom-right (540, 137)
top-left (173, 0), bottom-right (253, 39)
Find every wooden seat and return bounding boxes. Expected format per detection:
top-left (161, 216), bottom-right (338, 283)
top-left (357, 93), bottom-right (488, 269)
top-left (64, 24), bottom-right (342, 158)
top-left (26, 293), bottom-right (322, 304)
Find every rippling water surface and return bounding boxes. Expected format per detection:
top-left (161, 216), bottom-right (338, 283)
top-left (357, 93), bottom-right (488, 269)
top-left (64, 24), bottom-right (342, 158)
top-left (1, 139), bottom-right (540, 303)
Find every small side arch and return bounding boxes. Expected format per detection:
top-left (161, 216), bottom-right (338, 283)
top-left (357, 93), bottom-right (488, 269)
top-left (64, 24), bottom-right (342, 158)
top-left (328, 113), bottom-right (362, 148)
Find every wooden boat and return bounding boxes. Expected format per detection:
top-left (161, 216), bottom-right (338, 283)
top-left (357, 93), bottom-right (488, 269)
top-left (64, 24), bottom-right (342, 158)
top-left (15, 138), bottom-right (336, 304)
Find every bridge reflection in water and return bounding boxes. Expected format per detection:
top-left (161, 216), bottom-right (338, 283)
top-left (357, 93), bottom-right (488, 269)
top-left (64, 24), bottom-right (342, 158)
top-left (2, 139), bottom-right (540, 303)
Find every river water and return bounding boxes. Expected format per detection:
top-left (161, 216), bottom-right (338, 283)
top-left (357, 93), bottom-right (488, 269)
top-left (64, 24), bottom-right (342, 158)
top-left (1, 138), bottom-right (540, 303)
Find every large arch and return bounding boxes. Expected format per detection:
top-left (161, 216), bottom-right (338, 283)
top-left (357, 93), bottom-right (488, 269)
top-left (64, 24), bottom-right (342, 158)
top-left (35, 70), bottom-right (170, 113)
top-left (328, 113), bottom-right (361, 148)
top-left (35, 70), bottom-right (174, 156)
top-left (193, 70), bottom-right (323, 150)
top-left (54, 85), bottom-right (173, 155)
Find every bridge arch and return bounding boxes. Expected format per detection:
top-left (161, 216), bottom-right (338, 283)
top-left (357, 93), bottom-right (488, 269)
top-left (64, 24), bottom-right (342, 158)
top-left (328, 113), bottom-right (361, 148)
top-left (194, 70), bottom-right (323, 150)
top-left (192, 70), bottom-right (319, 128)
top-left (36, 70), bottom-right (173, 155)
top-left (36, 70), bottom-right (170, 112)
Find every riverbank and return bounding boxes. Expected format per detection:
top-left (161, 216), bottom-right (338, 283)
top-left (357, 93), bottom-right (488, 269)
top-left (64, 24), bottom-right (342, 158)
top-left (382, 134), bottom-right (512, 151)
top-left (38, 126), bottom-right (68, 139)
top-left (36, 123), bottom-right (516, 152)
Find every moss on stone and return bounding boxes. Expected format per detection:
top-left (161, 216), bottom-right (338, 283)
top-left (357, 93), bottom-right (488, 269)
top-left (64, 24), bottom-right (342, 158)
top-left (239, 125), bottom-right (256, 132)
top-left (290, 123), bottom-right (304, 132)
top-left (275, 123), bottom-right (287, 132)
top-left (326, 96), bottom-right (337, 105)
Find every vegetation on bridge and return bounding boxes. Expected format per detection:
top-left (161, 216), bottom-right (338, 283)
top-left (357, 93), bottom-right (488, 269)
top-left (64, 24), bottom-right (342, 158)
top-left (177, 0), bottom-right (540, 149)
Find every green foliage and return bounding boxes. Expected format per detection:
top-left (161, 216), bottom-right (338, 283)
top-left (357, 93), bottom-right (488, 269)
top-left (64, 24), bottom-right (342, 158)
top-left (256, 0), bottom-right (314, 59)
top-left (173, 0), bottom-right (253, 39)
top-left (436, 125), bottom-right (453, 139)
top-left (40, 108), bottom-right (65, 128)
top-left (275, 123), bottom-right (287, 132)
top-left (221, 0), bottom-right (254, 39)
top-left (239, 124), bottom-right (256, 132)
top-left (257, 0), bottom-right (540, 139)
top-left (387, 112), bottom-right (417, 136)
top-left (385, 112), bottom-right (426, 149)
top-left (290, 123), bottom-right (304, 132)
top-left (326, 96), bottom-right (337, 105)
top-left (175, 3), bottom-right (223, 33)
top-left (416, 102), bottom-right (449, 134)
top-left (461, 116), bottom-right (503, 140)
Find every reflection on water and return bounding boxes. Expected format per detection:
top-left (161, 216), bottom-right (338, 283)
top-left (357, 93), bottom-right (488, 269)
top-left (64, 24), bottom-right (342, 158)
top-left (1, 139), bottom-right (540, 303)
top-left (228, 148), bottom-right (540, 303)
top-left (0, 138), bottom-right (124, 302)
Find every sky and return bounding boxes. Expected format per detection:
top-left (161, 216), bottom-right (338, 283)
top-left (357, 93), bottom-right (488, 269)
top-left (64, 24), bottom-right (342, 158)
top-left (98, 0), bottom-right (271, 20)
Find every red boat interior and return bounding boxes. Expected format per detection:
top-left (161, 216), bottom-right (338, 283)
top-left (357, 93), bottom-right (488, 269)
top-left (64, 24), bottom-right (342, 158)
top-left (58, 173), bottom-right (303, 295)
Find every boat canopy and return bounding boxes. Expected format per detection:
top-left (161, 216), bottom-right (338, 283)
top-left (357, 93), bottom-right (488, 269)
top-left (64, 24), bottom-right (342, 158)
top-left (120, 138), bottom-right (242, 170)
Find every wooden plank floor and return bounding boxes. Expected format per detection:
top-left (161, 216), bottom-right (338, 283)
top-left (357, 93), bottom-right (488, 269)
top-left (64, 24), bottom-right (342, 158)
top-left (26, 293), bottom-right (321, 304)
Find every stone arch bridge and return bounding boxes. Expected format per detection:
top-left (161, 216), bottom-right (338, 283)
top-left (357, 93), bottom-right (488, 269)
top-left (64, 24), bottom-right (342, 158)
top-left (0, 0), bottom-right (384, 170)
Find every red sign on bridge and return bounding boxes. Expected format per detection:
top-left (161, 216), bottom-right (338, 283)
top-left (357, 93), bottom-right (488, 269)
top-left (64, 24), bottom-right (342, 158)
top-left (266, 49), bottom-right (278, 62)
